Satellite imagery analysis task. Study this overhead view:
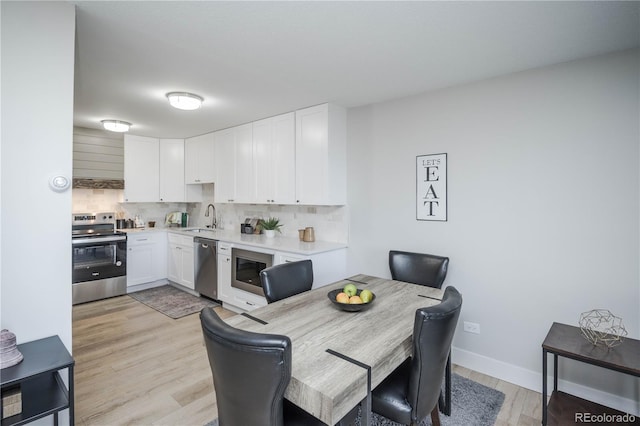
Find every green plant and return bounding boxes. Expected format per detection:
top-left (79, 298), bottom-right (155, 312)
top-left (259, 217), bottom-right (283, 232)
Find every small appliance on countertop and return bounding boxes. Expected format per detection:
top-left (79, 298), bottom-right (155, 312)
top-left (165, 211), bottom-right (189, 227)
top-left (240, 217), bottom-right (260, 234)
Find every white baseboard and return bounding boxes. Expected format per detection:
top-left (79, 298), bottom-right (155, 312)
top-left (452, 347), bottom-right (640, 416)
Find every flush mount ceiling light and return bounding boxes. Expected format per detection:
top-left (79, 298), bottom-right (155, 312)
top-left (166, 92), bottom-right (203, 110)
top-left (101, 119), bottom-right (131, 132)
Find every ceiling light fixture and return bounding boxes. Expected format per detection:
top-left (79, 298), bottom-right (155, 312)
top-left (101, 119), bottom-right (131, 132)
top-left (166, 92), bottom-right (203, 110)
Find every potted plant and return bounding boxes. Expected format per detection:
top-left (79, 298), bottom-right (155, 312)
top-left (259, 217), bottom-right (282, 238)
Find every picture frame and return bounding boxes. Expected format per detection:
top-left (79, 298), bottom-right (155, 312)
top-left (416, 153), bottom-right (447, 221)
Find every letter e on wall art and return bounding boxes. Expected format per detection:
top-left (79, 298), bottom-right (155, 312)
top-left (416, 153), bottom-right (447, 221)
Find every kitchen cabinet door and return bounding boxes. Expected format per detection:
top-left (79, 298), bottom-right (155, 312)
top-left (217, 244), bottom-right (233, 305)
top-left (159, 139), bottom-right (185, 202)
top-left (213, 127), bottom-right (236, 203)
top-left (181, 244), bottom-right (195, 290)
top-left (124, 135), bottom-right (159, 202)
top-left (127, 232), bottom-right (167, 286)
top-left (167, 233), bottom-right (195, 289)
top-left (128, 243), bottom-right (154, 286)
top-left (185, 133), bottom-right (215, 183)
top-left (254, 112), bottom-right (295, 204)
top-left (295, 104), bottom-right (346, 205)
top-left (233, 123), bottom-right (254, 203)
top-left (167, 244), bottom-right (182, 284)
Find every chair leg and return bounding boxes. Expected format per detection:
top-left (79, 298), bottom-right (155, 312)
top-left (430, 405), bottom-right (441, 426)
top-left (438, 351), bottom-right (452, 416)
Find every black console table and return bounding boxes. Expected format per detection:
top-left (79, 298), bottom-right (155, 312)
top-left (542, 322), bottom-right (639, 425)
top-left (0, 335), bottom-right (74, 426)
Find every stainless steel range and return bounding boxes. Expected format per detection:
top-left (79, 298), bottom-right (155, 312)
top-left (72, 212), bottom-right (127, 304)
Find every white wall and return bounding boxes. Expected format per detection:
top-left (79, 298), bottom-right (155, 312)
top-left (347, 49), bottom-right (640, 412)
top-left (1, 0), bottom-right (75, 363)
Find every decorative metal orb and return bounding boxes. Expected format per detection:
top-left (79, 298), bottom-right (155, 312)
top-left (579, 309), bottom-right (627, 348)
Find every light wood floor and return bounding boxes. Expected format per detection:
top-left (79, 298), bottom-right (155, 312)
top-left (72, 294), bottom-right (543, 425)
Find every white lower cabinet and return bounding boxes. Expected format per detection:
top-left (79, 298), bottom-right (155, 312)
top-left (274, 252), bottom-right (308, 265)
top-left (127, 232), bottom-right (167, 287)
top-left (274, 249), bottom-right (346, 290)
top-left (217, 243), bottom-right (233, 305)
top-left (217, 244), bottom-right (346, 313)
top-left (232, 291), bottom-right (267, 312)
top-left (217, 242), bottom-right (267, 312)
top-left (167, 233), bottom-right (195, 290)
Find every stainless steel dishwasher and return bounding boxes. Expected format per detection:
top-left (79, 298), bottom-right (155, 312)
top-left (194, 237), bottom-right (218, 300)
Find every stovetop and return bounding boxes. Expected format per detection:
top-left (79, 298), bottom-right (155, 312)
top-left (72, 212), bottom-right (123, 238)
top-left (72, 228), bottom-right (125, 238)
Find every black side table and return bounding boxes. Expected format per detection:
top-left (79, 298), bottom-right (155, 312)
top-left (1, 335), bottom-right (74, 426)
top-left (542, 322), bottom-right (640, 425)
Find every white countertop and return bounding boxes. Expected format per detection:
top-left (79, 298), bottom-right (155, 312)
top-left (121, 227), bottom-right (347, 255)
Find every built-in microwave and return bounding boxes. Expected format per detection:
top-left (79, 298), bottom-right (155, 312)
top-left (231, 248), bottom-right (273, 297)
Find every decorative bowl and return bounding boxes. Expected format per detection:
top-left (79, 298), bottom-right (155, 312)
top-left (327, 289), bottom-right (376, 312)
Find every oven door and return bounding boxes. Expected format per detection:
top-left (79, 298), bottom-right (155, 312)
top-left (72, 235), bottom-right (127, 284)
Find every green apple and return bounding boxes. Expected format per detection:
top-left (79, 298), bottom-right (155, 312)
top-left (360, 289), bottom-right (373, 303)
top-left (343, 283), bottom-right (357, 297)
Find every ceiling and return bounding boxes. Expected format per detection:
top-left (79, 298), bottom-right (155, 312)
top-left (72, 1), bottom-right (640, 139)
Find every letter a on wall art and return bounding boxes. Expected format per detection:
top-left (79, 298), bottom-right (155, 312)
top-left (416, 153), bottom-right (447, 221)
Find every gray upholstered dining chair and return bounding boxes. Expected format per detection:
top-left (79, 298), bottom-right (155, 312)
top-left (388, 249), bottom-right (452, 415)
top-left (389, 250), bottom-right (450, 289)
top-left (371, 286), bottom-right (462, 426)
top-left (200, 307), bottom-right (357, 426)
top-left (260, 259), bottom-right (314, 304)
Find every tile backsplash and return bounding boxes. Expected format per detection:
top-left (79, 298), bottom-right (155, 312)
top-left (72, 185), bottom-right (349, 243)
top-left (72, 189), bottom-right (194, 227)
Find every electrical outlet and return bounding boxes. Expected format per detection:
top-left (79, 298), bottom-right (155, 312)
top-left (463, 321), bottom-right (481, 334)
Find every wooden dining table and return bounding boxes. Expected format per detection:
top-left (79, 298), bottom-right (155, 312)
top-left (224, 274), bottom-right (444, 426)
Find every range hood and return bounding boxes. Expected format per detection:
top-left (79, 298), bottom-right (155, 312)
top-left (73, 178), bottom-right (124, 189)
top-left (73, 126), bottom-right (124, 188)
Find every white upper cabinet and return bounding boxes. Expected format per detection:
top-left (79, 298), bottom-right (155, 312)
top-left (295, 104), bottom-right (347, 205)
top-left (202, 103), bottom-right (345, 206)
top-left (254, 112), bottom-right (296, 204)
top-left (185, 133), bottom-right (215, 184)
top-left (213, 127), bottom-right (236, 203)
top-left (125, 135), bottom-right (199, 202)
top-left (124, 135), bottom-right (160, 202)
top-left (213, 124), bottom-right (254, 203)
top-left (159, 138), bottom-right (185, 202)
top-left (233, 123), bottom-right (254, 203)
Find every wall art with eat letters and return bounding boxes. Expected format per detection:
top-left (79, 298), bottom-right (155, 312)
top-left (416, 153), bottom-right (447, 221)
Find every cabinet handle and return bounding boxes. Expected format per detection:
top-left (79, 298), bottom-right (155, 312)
top-left (245, 301), bottom-right (255, 306)
top-left (137, 238), bottom-right (148, 242)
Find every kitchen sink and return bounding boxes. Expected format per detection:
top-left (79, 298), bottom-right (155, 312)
top-left (185, 228), bottom-right (215, 233)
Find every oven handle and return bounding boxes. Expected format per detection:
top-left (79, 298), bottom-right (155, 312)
top-left (72, 236), bottom-right (127, 245)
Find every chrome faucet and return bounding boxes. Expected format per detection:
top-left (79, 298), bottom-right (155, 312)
top-left (204, 204), bottom-right (217, 229)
